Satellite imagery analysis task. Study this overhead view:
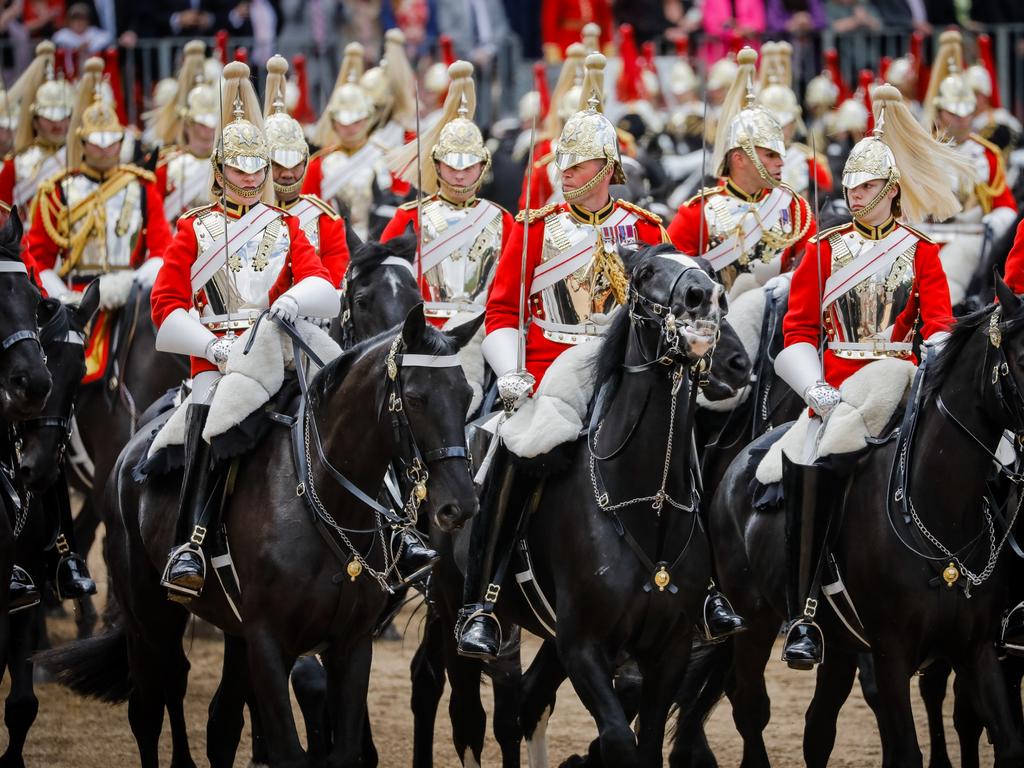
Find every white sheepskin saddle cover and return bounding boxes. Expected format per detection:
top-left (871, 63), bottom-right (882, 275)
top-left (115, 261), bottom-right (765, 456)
top-left (501, 341), bottom-right (602, 459)
top-left (443, 311), bottom-right (485, 417)
top-left (755, 357), bottom-right (916, 484)
top-left (148, 319), bottom-right (342, 457)
top-left (96, 270), bottom-right (137, 311)
top-left (696, 286), bottom-right (765, 413)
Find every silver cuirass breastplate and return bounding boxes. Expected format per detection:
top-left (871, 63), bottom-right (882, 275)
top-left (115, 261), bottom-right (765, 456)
top-left (164, 150), bottom-right (212, 218)
top-left (420, 197), bottom-right (503, 317)
top-left (62, 172), bottom-right (144, 275)
top-left (825, 228), bottom-right (917, 356)
top-left (15, 144), bottom-right (64, 207)
top-left (321, 147), bottom-right (384, 241)
top-left (193, 209), bottom-right (290, 317)
top-left (704, 191), bottom-right (795, 289)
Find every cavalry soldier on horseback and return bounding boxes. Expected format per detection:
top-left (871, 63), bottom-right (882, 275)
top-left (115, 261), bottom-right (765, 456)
top-left (0, 42), bottom-right (74, 215)
top-left (455, 53), bottom-right (745, 660)
top-left (18, 57), bottom-right (171, 603)
top-left (921, 30), bottom-right (1018, 307)
top-left (667, 47), bottom-right (816, 300)
top-left (302, 42), bottom-right (393, 242)
top-left (153, 41), bottom-right (219, 224)
top-left (263, 55), bottom-right (350, 286)
top-left (382, 60), bottom-right (514, 325)
top-left (775, 84), bottom-right (973, 669)
top-left (150, 62), bottom-right (339, 602)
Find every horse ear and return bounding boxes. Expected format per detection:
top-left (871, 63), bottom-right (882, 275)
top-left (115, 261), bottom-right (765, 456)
top-left (401, 302), bottom-right (427, 347)
top-left (74, 279), bottom-right (101, 330)
top-left (995, 269), bottom-right (1023, 316)
top-left (0, 206), bottom-right (23, 249)
top-left (617, 243), bottom-right (642, 273)
top-left (444, 311), bottom-right (485, 351)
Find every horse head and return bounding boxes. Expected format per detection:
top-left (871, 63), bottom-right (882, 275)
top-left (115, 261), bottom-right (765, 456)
top-left (700, 317), bottom-right (752, 402)
top-left (621, 243), bottom-right (728, 366)
top-left (17, 282), bottom-right (97, 491)
top-left (341, 234), bottom-right (421, 346)
top-left (0, 209), bottom-right (51, 421)
top-left (389, 303), bottom-right (483, 533)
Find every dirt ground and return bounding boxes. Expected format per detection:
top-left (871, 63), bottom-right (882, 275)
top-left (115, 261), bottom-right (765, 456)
top-left (0, 537), bottom-right (998, 767)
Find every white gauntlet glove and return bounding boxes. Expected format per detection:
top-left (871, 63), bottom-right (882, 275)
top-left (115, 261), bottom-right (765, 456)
top-left (205, 335), bottom-right (236, 373)
top-left (763, 271), bottom-right (793, 300)
top-left (133, 257), bottom-right (163, 287)
top-left (269, 294), bottom-right (300, 324)
top-left (804, 382), bottom-right (841, 418)
top-left (497, 371), bottom-right (535, 413)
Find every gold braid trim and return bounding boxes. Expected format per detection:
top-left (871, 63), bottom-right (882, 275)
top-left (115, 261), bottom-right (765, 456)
top-left (760, 191), bottom-right (812, 254)
top-left (976, 155), bottom-right (1007, 214)
top-left (593, 234), bottom-right (629, 306)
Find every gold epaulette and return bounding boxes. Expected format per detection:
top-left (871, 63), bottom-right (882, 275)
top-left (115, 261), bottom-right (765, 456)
top-left (899, 223), bottom-right (936, 244)
top-left (515, 202), bottom-right (558, 224)
top-left (970, 133), bottom-right (1002, 156)
top-left (181, 203), bottom-right (216, 219)
top-left (300, 193), bottom-right (341, 220)
top-left (682, 186), bottom-right (725, 207)
top-left (616, 198), bottom-right (662, 225)
top-left (156, 145), bottom-right (179, 163)
top-left (533, 151), bottom-right (555, 170)
top-left (37, 168), bottom-right (75, 197)
top-left (398, 193), bottom-right (438, 211)
top-left (308, 144), bottom-right (335, 162)
top-left (809, 221), bottom-right (853, 244)
top-left (120, 164), bottom-right (157, 184)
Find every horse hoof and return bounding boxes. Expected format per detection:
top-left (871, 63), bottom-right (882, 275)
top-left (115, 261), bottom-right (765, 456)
top-left (558, 756), bottom-right (589, 768)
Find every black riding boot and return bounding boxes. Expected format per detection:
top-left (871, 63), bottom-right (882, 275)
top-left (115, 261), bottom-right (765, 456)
top-left (456, 457), bottom-right (516, 661)
top-left (9, 564), bottom-right (40, 613)
top-left (161, 403), bottom-right (214, 602)
top-left (390, 527), bottom-right (439, 586)
top-left (51, 482), bottom-right (96, 600)
top-left (781, 455), bottom-right (833, 670)
top-left (703, 582), bottom-right (746, 641)
top-left (1002, 601), bottom-right (1024, 654)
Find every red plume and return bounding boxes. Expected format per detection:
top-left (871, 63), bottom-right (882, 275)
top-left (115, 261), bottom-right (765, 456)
top-left (291, 54), bottom-right (317, 124)
top-left (641, 41), bottom-right (656, 72)
top-left (977, 33), bottom-right (1001, 108)
top-left (859, 69), bottom-right (875, 134)
top-left (728, 31), bottom-right (744, 56)
top-left (616, 23), bottom-right (646, 102)
top-left (215, 30), bottom-right (229, 65)
top-left (102, 48), bottom-right (127, 125)
top-left (439, 35), bottom-right (455, 67)
top-left (674, 38), bottom-right (689, 59)
top-left (533, 61), bottom-right (551, 119)
top-left (825, 49), bottom-right (851, 102)
top-left (879, 56), bottom-right (891, 82)
top-left (910, 31), bottom-right (928, 101)
top-left (234, 47), bottom-right (248, 64)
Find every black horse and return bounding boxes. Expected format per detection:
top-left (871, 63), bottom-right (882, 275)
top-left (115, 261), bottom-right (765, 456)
top-left (679, 277), bottom-right (1024, 768)
top-left (42, 304), bottom-right (482, 768)
top-left (2, 293), bottom-right (95, 767)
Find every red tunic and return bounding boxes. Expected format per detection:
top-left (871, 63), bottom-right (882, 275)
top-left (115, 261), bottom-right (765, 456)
top-left (976, 138), bottom-right (1017, 213)
top-left (486, 200), bottom-right (667, 383)
top-left (517, 139), bottom-right (555, 212)
top-left (783, 222), bottom-right (952, 388)
top-left (809, 156), bottom-right (833, 194)
top-left (1004, 216), bottom-right (1024, 294)
top-left (151, 203), bottom-right (331, 376)
top-left (541, 0), bottom-right (613, 58)
top-left (0, 156), bottom-right (12, 209)
top-left (280, 195), bottom-right (351, 286)
top-left (25, 170), bottom-right (172, 289)
top-left (666, 183), bottom-right (817, 274)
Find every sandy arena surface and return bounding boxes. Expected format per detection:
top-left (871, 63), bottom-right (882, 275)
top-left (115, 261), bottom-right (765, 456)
top-left (0, 533), bottom-right (998, 766)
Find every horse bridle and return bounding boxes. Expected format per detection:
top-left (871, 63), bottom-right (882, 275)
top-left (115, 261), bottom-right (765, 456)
top-left (0, 261), bottom-right (42, 358)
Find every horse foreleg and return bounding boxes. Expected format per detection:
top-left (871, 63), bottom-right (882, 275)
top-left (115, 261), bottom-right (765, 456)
top-left (521, 639), bottom-right (566, 768)
top-left (956, 643), bottom-right (1024, 768)
top-left (802, 649), bottom-right (858, 768)
top-left (125, 633), bottom-right (168, 768)
top-left (870, 649), bottom-right (923, 768)
top-left (635, 640), bottom-right (693, 768)
top-left (442, 629), bottom-right (487, 766)
top-left (559, 637), bottom-right (638, 768)
top-left (917, 660), bottom-right (954, 768)
top-left (321, 636), bottom-right (374, 768)
top-left (0, 612), bottom-right (39, 768)
top-left (291, 655), bottom-right (330, 768)
top-left (727, 615), bottom-right (777, 768)
top-left (951, 672), bottom-right (983, 768)
top-left (490, 637), bottom-right (523, 768)
top-left (410, 609), bottom-right (446, 768)
top-left (244, 626), bottom-right (304, 768)
top-left (206, 633), bottom-right (249, 768)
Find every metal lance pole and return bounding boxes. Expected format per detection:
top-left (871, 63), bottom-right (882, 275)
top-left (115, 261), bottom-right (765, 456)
top-left (516, 105), bottom-right (539, 374)
top-left (414, 77), bottom-right (424, 288)
top-left (697, 59), bottom-right (709, 259)
top-left (808, 112), bottom-right (822, 369)
top-left (217, 73), bottom-right (235, 330)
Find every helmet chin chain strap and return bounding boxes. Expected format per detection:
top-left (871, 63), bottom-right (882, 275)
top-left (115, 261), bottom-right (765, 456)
top-left (562, 154), bottom-right (614, 202)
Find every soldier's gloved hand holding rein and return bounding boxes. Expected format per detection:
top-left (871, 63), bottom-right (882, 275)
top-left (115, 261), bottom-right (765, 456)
top-left (804, 382), bottom-right (841, 418)
top-left (205, 335), bottom-right (236, 373)
top-left (134, 257), bottom-right (164, 287)
top-left (764, 271), bottom-right (793, 300)
top-left (269, 294), bottom-right (300, 324)
top-left (497, 370), bottom-right (535, 412)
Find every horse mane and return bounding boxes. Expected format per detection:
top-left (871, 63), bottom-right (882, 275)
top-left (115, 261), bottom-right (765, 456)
top-left (0, 207), bottom-right (23, 262)
top-left (922, 304), bottom-right (996, 401)
top-left (308, 320), bottom-right (457, 408)
top-left (348, 234), bottom-right (416, 279)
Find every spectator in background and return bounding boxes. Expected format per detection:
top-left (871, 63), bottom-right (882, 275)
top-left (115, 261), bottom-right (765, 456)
top-left (53, 3), bottom-right (111, 55)
top-left (826, 0), bottom-right (881, 34)
top-left (502, 0), bottom-right (540, 59)
top-left (209, 0), bottom-right (282, 63)
top-left (158, 0), bottom-right (216, 36)
top-left (23, 0), bottom-right (64, 39)
top-left (614, 0), bottom-right (671, 44)
top-left (765, 0), bottom-right (826, 36)
top-left (436, 0), bottom-right (509, 67)
top-left (83, 0), bottom-right (152, 48)
top-left (541, 0), bottom-right (613, 63)
top-left (701, 0), bottom-right (765, 64)
top-left (381, 0), bottom-right (439, 59)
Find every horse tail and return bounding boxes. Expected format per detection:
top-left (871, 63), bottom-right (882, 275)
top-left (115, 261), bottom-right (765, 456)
top-left (33, 624), bottom-right (132, 704)
top-left (668, 640), bottom-right (734, 758)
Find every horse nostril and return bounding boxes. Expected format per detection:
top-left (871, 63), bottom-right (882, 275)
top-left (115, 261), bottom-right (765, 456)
top-left (684, 286), bottom-right (706, 311)
top-left (728, 354), bottom-right (748, 372)
top-left (9, 374), bottom-right (28, 392)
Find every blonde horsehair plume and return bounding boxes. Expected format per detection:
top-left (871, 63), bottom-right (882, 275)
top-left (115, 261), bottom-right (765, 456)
top-left (12, 41), bottom-right (56, 154)
top-left (219, 61), bottom-right (275, 204)
top-left (314, 42), bottom-right (366, 148)
top-left (871, 84), bottom-right (972, 223)
top-left (153, 40), bottom-right (207, 146)
top-left (263, 54), bottom-right (289, 118)
top-left (582, 22), bottom-right (601, 54)
top-left (578, 53), bottom-right (607, 112)
top-left (384, 29), bottom-right (417, 130)
top-left (66, 57), bottom-right (105, 169)
top-left (776, 41), bottom-right (793, 88)
top-left (387, 60), bottom-right (475, 194)
top-left (757, 41), bottom-right (780, 90)
top-left (542, 42), bottom-right (586, 140)
top-left (921, 29), bottom-right (964, 131)
top-left (711, 46), bottom-right (759, 179)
